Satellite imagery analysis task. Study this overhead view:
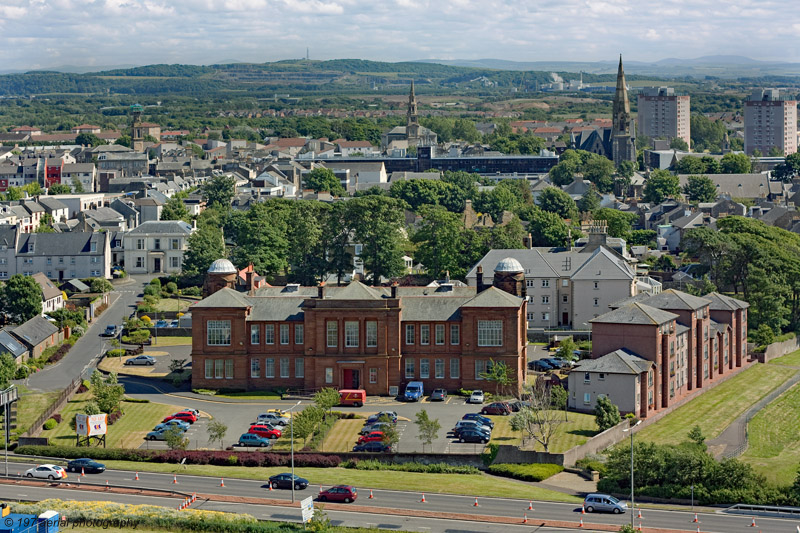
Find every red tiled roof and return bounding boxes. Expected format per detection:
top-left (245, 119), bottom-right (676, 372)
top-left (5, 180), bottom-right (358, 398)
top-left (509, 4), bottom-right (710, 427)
top-left (533, 127), bottom-right (562, 134)
top-left (337, 140), bottom-right (372, 148)
top-left (275, 138), bottom-right (307, 148)
top-left (74, 124), bottom-right (100, 129)
top-left (11, 126), bottom-right (40, 132)
top-left (139, 122), bottom-right (160, 128)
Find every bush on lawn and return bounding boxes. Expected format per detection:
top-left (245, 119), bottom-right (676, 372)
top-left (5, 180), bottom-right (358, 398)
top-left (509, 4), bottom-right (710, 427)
top-left (182, 286), bottom-right (202, 296)
top-left (107, 410), bottom-right (123, 425)
top-left (576, 455), bottom-right (607, 477)
top-left (52, 414), bottom-right (62, 424)
top-left (488, 463), bottom-right (564, 482)
top-left (106, 349), bottom-right (126, 358)
top-left (342, 458), bottom-right (479, 474)
top-left (122, 397), bottom-right (150, 403)
top-left (43, 419), bottom-right (58, 430)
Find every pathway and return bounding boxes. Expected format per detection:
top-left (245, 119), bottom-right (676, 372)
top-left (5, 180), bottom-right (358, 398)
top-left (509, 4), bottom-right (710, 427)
top-left (707, 365), bottom-right (800, 458)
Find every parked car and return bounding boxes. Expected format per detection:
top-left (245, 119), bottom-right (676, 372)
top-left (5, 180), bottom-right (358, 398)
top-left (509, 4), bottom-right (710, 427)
top-left (360, 422), bottom-right (391, 435)
top-left (25, 465), bottom-right (66, 480)
top-left (339, 389), bottom-right (366, 407)
top-left (544, 357), bottom-right (570, 369)
top-left (169, 320), bottom-right (179, 328)
top-left (248, 424), bottom-right (282, 439)
top-left (468, 390), bottom-right (485, 404)
top-left (403, 381), bottom-right (424, 401)
top-left (256, 413), bottom-right (289, 426)
top-left (457, 429), bottom-right (490, 444)
top-left (453, 420), bottom-right (492, 434)
top-left (357, 431), bottom-right (385, 444)
top-left (318, 485), bottom-right (358, 503)
top-left (352, 441), bottom-right (392, 453)
top-left (125, 355), bottom-right (156, 366)
top-left (583, 494), bottom-right (628, 514)
top-left (268, 473), bottom-right (308, 490)
top-left (461, 413), bottom-right (494, 428)
top-left (155, 320), bottom-right (169, 328)
top-left (366, 411), bottom-right (397, 424)
top-left (163, 411), bottom-right (197, 423)
top-left (103, 324), bottom-right (120, 337)
top-left (481, 402), bottom-right (513, 416)
top-left (145, 428), bottom-right (178, 441)
top-left (153, 420), bottom-right (190, 432)
top-left (265, 408), bottom-right (287, 416)
top-left (238, 433), bottom-right (273, 447)
top-left (429, 388), bottom-right (447, 401)
top-left (66, 458), bottom-right (106, 474)
top-left (508, 400), bottom-right (532, 412)
top-left (528, 360), bottom-right (554, 372)
top-left (182, 408), bottom-right (201, 417)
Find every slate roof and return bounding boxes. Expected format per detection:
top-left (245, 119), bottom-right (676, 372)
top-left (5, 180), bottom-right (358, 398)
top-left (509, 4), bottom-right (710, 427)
top-left (573, 348), bottom-right (653, 375)
top-left (37, 197), bottom-right (69, 213)
top-left (636, 289), bottom-right (711, 311)
top-left (17, 232), bottom-right (105, 256)
top-left (0, 224), bottom-right (17, 248)
top-left (461, 286), bottom-right (523, 308)
top-left (400, 297), bottom-right (470, 321)
top-left (32, 272), bottom-right (61, 301)
top-left (590, 302), bottom-right (678, 325)
top-left (0, 329), bottom-right (26, 358)
top-left (191, 287), bottom-right (250, 308)
top-left (704, 291), bottom-right (749, 311)
top-left (325, 281), bottom-right (383, 300)
top-left (248, 297), bottom-right (305, 321)
top-left (710, 319), bottom-right (730, 336)
top-left (570, 247), bottom-right (635, 281)
top-left (675, 323), bottom-right (690, 336)
top-left (11, 316), bottom-right (58, 348)
top-left (126, 220), bottom-right (192, 235)
top-left (62, 279), bottom-right (90, 293)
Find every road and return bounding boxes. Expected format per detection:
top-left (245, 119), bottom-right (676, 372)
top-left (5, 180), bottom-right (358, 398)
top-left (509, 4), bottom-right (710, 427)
top-left (5, 461), bottom-right (799, 533)
top-left (21, 275), bottom-right (150, 392)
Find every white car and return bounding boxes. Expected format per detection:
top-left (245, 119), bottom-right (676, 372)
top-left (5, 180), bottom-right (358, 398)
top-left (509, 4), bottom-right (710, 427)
top-left (25, 464), bottom-right (66, 480)
top-left (469, 390), bottom-right (485, 404)
top-left (257, 413), bottom-right (289, 426)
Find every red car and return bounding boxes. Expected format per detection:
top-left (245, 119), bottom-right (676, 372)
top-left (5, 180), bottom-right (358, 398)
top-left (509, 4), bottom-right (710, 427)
top-left (163, 411), bottom-right (197, 423)
top-left (357, 431), bottom-right (384, 444)
top-left (318, 485), bottom-right (358, 503)
top-left (480, 402), bottom-right (513, 416)
top-left (248, 424), bottom-right (282, 439)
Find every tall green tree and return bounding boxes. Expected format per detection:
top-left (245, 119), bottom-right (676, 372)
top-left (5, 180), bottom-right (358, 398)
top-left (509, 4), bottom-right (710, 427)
top-left (412, 206), bottom-right (465, 279)
top-left (683, 175), bottom-right (717, 204)
top-left (349, 196), bottom-right (406, 284)
top-left (583, 156), bottom-right (616, 193)
top-left (230, 201), bottom-right (289, 279)
top-left (287, 202), bottom-right (329, 286)
top-left (160, 197), bottom-right (192, 223)
top-left (1, 274), bottom-right (42, 322)
top-left (593, 208), bottom-right (638, 239)
top-left (0, 353), bottom-right (15, 390)
top-left (75, 133), bottom-right (105, 147)
top-left (89, 370), bottom-right (124, 414)
top-left (324, 201), bottom-right (354, 285)
top-left (643, 170), bottom-right (681, 204)
top-left (594, 395), bottom-right (622, 431)
top-left (303, 168), bottom-right (345, 195)
top-left (536, 186), bottom-right (579, 221)
top-left (720, 153), bottom-right (752, 174)
top-left (202, 175), bottom-right (236, 210)
top-left (518, 206), bottom-right (573, 247)
top-left (414, 409), bottom-right (441, 453)
top-left (182, 224), bottom-right (225, 285)
top-left (549, 159), bottom-right (578, 187)
top-left (488, 216), bottom-right (527, 250)
top-left (48, 183), bottom-right (72, 195)
top-left (578, 185), bottom-right (601, 213)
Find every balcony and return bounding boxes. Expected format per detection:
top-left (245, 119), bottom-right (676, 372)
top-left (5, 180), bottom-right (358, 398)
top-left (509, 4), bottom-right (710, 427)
top-left (635, 276), bottom-right (662, 295)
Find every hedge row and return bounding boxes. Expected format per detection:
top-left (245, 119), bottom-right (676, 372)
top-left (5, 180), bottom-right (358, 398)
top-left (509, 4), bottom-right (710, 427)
top-left (16, 445), bottom-right (342, 468)
top-left (487, 463), bottom-right (564, 482)
top-left (342, 458), bottom-right (479, 474)
top-left (47, 342), bottom-right (72, 364)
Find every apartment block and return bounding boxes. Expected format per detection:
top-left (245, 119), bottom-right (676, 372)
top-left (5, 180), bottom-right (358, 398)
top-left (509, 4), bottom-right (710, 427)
top-left (637, 87), bottom-right (690, 147)
top-left (744, 88), bottom-right (797, 156)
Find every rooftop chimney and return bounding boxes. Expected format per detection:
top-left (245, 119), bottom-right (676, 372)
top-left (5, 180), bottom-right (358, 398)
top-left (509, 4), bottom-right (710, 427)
top-left (391, 282), bottom-right (398, 299)
top-left (246, 270), bottom-right (255, 296)
top-left (476, 265), bottom-right (484, 292)
top-left (317, 281), bottom-right (326, 299)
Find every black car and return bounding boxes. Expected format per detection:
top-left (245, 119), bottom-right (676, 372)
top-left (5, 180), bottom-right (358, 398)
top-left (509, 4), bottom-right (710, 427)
top-left (457, 429), bottom-right (490, 444)
top-left (429, 388), bottom-right (447, 401)
top-left (528, 360), bottom-right (555, 372)
top-left (462, 413), bottom-right (494, 428)
top-left (352, 441), bottom-right (392, 453)
top-left (453, 425), bottom-right (491, 439)
top-left (268, 473), bottom-right (309, 490)
top-left (544, 358), bottom-right (568, 369)
top-left (66, 458), bottom-right (106, 474)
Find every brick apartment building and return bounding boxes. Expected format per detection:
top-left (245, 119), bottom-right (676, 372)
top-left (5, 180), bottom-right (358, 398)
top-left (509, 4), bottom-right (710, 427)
top-left (190, 258), bottom-right (528, 394)
top-left (569, 289), bottom-right (748, 418)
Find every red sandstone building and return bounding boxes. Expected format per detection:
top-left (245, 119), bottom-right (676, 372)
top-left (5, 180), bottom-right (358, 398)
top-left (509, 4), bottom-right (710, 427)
top-left (190, 258), bottom-right (528, 394)
top-left (569, 289), bottom-right (748, 418)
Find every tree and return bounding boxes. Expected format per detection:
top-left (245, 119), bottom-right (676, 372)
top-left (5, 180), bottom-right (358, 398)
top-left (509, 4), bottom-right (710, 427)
top-left (549, 159), bottom-right (578, 187)
top-left (115, 135), bottom-right (131, 148)
top-left (75, 133), bottom-right (105, 147)
top-left (593, 208), bottom-right (638, 239)
top-left (349, 196), bottom-right (406, 284)
top-left (594, 395), bottom-right (622, 431)
top-left (688, 425), bottom-right (706, 446)
top-left (653, 255), bottom-right (676, 271)
top-left (550, 385), bottom-right (567, 412)
top-left (720, 153), bottom-right (752, 174)
top-left (412, 206), bottom-right (465, 279)
top-left (0, 353), bottom-right (15, 390)
top-left (643, 170), bottom-right (680, 204)
top-left (488, 216), bottom-right (527, 249)
top-left (578, 185), bottom-right (601, 213)
top-left (509, 379), bottom-right (565, 452)
top-left (324, 202), bottom-right (354, 285)
top-left (1, 274), bottom-right (42, 322)
top-left (519, 206), bottom-right (573, 247)
top-left (287, 202), bottom-right (328, 286)
top-left (90, 278), bottom-right (113, 293)
top-left (628, 230), bottom-right (657, 247)
top-left (583, 156), bottom-right (616, 193)
top-left (161, 197), bottom-right (192, 223)
top-left (669, 137), bottom-right (689, 151)
top-left (473, 186), bottom-right (521, 223)
top-left (202, 175), bottom-right (236, 210)
top-left (207, 418), bottom-right (228, 450)
top-left (414, 409), bottom-right (441, 452)
top-left (690, 114), bottom-right (726, 152)
top-left (617, 160), bottom-right (636, 179)
top-left (378, 414), bottom-right (399, 447)
top-left (164, 426), bottom-right (189, 450)
top-left (293, 406), bottom-right (324, 440)
top-left (478, 359), bottom-right (515, 396)
top-left (683, 175), bottom-right (717, 204)
top-left (4, 187), bottom-right (22, 201)
top-left (314, 387), bottom-right (340, 417)
top-left (751, 323), bottom-right (775, 347)
top-left (48, 183), bottom-right (72, 195)
top-left (537, 187), bottom-right (578, 221)
top-left (304, 168), bottom-right (345, 195)
top-left (556, 337), bottom-right (578, 362)
top-left (89, 370), bottom-right (124, 414)
top-left (675, 156), bottom-right (707, 175)
top-left (71, 177), bottom-right (85, 193)
top-left (182, 224), bottom-right (225, 285)
top-left (230, 201), bottom-right (290, 280)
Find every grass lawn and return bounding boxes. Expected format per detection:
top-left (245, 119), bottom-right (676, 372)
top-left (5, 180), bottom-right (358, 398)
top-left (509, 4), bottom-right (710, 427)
top-left (93, 460), bottom-right (580, 503)
top-left (154, 298), bottom-right (193, 312)
top-left (98, 355), bottom-right (169, 378)
top-left (149, 336), bottom-right (192, 347)
top-left (202, 390), bottom-right (282, 400)
top-left (321, 419), bottom-right (363, 452)
top-left (638, 364), bottom-right (796, 446)
top-left (489, 411), bottom-right (598, 452)
top-left (12, 385), bottom-right (60, 440)
top-left (769, 349), bottom-right (800, 367)
top-left (38, 393), bottom-right (179, 448)
top-left (741, 381), bottom-right (800, 486)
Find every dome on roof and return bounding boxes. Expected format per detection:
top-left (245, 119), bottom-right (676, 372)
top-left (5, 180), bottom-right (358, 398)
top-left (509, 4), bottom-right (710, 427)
top-left (494, 257), bottom-right (524, 273)
top-left (207, 258), bottom-right (237, 274)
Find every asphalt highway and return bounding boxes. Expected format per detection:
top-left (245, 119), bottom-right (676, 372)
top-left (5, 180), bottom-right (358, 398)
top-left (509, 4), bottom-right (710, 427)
top-left (6, 461), bottom-right (800, 533)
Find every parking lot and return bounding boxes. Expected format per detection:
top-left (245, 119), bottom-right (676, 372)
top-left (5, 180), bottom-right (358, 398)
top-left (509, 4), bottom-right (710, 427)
top-left (138, 416), bottom-right (210, 451)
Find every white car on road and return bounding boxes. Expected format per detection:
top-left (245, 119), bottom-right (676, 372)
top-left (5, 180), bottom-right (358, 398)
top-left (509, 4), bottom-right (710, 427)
top-left (25, 464), bottom-right (67, 480)
top-left (468, 390), bottom-right (485, 404)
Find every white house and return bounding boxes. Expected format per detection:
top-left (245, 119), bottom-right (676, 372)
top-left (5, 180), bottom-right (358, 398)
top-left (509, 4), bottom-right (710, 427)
top-left (123, 220), bottom-right (193, 274)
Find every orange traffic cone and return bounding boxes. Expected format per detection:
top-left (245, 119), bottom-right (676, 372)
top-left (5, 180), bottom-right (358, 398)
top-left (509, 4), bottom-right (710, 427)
top-left (134, 471), bottom-right (139, 480)
top-left (638, 508), bottom-right (643, 519)
top-left (192, 493), bottom-right (196, 503)
top-left (173, 475), bottom-right (178, 484)
top-left (473, 498), bottom-right (479, 507)
top-left (581, 505), bottom-right (586, 515)
top-left (523, 513), bottom-right (528, 524)
top-left (319, 486), bottom-right (323, 494)
top-left (81, 467), bottom-right (85, 477)
top-left (420, 493), bottom-right (426, 503)
top-left (638, 522), bottom-right (642, 531)
top-left (219, 478), bottom-right (225, 487)
top-left (693, 513), bottom-right (699, 523)
top-left (269, 483), bottom-right (274, 491)
top-left (368, 489), bottom-right (374, 499)
top-left (528, 501), bottom-right (533, 510)
top-left (750, 517), bottom-right (756, 527)
top-left (105, 479), bottom-right (109, 490)
top-left (579, 517), bottom-right (583, 527)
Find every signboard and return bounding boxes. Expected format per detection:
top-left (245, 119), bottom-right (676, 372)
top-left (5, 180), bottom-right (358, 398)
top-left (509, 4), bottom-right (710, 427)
top-left (75, 413), bottom-right (108, 437)
top-left (300, 496), bottom-right (314, 523)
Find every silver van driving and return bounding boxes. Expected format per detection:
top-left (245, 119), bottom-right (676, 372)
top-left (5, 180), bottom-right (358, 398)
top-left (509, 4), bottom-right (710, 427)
top-left (583, 493), bottom-right (628, 514)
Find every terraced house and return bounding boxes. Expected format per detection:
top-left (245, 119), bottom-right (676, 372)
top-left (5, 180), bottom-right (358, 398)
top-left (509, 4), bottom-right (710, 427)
top-left (190, 258), bottom-right (528, 394)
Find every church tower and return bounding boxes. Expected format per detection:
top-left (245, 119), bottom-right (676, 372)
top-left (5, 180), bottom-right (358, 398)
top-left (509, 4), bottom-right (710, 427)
top-left (612, 56), bottom-right (636, 166)
top-left (130, 104), bottom-right (144, 152)
top-left (406, 81), bottom-right (420, 144)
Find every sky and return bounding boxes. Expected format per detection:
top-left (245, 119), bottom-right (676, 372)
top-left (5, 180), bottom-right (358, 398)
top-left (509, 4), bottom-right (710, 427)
top-left (1, 0), bottom-right (798, 71)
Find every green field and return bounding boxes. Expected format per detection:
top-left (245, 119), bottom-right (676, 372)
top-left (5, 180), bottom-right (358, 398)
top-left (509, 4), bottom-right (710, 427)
top-left (488, 411), bottom-right (598, 452)
top-left (769, 349), bottom-right (800, 367)
top-left (12, 385), bottom-right (60, 440)
top-left (154, 298), bottom-right (194, 312)
top-left (741, 381), bottom-right (800, 486)
top-left (320, 419), bottom-right (363, 452)
top-left (638, 364), bottom-right (795, 446)
top-left (38, 393), bottom-right (179, 448)
top-left (149, 336), bottom-right (192, 347)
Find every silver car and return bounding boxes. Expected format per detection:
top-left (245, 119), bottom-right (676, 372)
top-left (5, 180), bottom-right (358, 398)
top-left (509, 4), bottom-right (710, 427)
top-left (583, 493), bottom-right (628, 514)
top-left (125, 355), bottom-right (156, 366)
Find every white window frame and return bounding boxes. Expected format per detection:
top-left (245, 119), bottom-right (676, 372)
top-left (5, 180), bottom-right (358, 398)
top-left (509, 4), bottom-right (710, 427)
top-left (475, 359), bottom-right (486, 380)
top-left (205, 359), bottom-right (213, 379)
top-left (420, 358), bottom-right (430, 379)
top-left (405, 358), bottom-right (415, 379)
top-left (280, 358), bottom-right (289, 378)
top-left (369, 367), bottom-right (378, 383)
top-left (250, 358), bottom-right (260, 378)
top-left (583, 392), bottom-right (591, 405)
top-left (366, 321), bottom-right (377, 347)
top-left (295, 358), bottom-right (304, 378)
top-left (325, 367), bottom-right (333, 383)
top-left (477, 320), bottom-right (503, 347)
top-left (450, 324), bottom-right (459, 345)
top-left (250, 325), bottom-right (260, 345)
top-left (207, 320), bottom-right (231, 346)
top-left (435, 324), bottom-right (445, 345)
top-left (542, 279), bottom-right (549, 287)
top-left (542, 296), bottom-right (549, 304)
top-left (450, 358), bottom-right (460, 378)
top-left (224, 359), bottom-right (233, 379)
top-left (327, 321), bottom-right (338, 347)
top-left (265, 358), bottom-right (275, 379)
top-left (420, 324), bottom-right (430, 345)
top-left (345, 321), bottom-right (359, 348)
top-left (435, 358), bottom-right (444, 379)
top-left (264, 324), bottom-right (275, 345)
top-left (280, 324), bottom-right (290, 345)
top-left (405, 324), bottom-right (415, 345)
top-left (214, 359), bottom-right (223, 379)
top-left (295, 324), bottom-right (304, 344)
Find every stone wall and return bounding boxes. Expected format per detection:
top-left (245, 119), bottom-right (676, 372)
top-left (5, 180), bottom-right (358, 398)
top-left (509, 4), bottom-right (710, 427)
top-left (756, 337), bottom-right (800, 363)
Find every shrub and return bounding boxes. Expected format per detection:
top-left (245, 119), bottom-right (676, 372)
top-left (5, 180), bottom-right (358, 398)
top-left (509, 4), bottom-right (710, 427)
top-left (149, 278), bottom-right (162, 288)
top-left (182, 286), bottom-right (202, 296)
top-left (576, 455), bottom-right (607, 477)
top-left (481, 443), bottom-right (500, 466)
top-left (14, 366), bottom-right (30, 380)
top-left (43, 419), bottom-right (57, 430)
top-left (488, 463), bottom-right (564, 482)
top-left (71, 325), bottom-right (85, 338)
top-left (107, 411), bottom-right (123, 425)
top-left (144, 285), bottom-right (160, 298)
top-left (166, 282), bottom-right (178, 294)
top-left (123, 397), bottom-right (150, 403)
top-left (342, 459), bottom-right (479, 474)
top-left (52, 414), bottom-right (62, 424)
top-left (106, 349), bottom-right (126, 357)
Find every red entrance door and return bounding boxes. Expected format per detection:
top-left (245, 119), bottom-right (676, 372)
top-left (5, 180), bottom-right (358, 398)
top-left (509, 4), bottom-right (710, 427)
top-left (342, 369), bottom-right (360, 389)
top-left (562, 312), bottom-right (569, 326)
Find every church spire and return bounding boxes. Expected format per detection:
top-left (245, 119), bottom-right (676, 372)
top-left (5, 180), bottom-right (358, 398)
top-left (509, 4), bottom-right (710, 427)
top-left (407, 80), bottom-right (420, 143)
top-left (611, 55), bottom-right (635, 166)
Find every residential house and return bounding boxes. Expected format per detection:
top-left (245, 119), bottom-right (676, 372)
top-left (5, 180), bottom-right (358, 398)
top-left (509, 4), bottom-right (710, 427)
top-left (36, 197), bottom-right (70, 224)
top-left (9, 315), bottom-right (63, 361)
top-left (16, 232), bottom-right (111, 281)
top-left (568, 348), bottom-right (654, 415)
top-left (123, 220), bottom-right (193, 274)
top-left (0, 329), bottom-right (27, 362)
top-left (0, 225), bottom-right (17, 281)
top-left (31, 272), bottom-right (64, 315)
top-left (61, 163), bottom-right (97, 192)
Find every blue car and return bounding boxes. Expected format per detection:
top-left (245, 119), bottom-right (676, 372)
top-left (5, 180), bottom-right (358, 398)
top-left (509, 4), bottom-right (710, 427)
top-left (155, 320), bottom-right (169, 328)
top-left (153, 420), bottom-right (190, 432)
top-left (238, 433), bottom-right (272, 448)
top-left (462, 413), bottom-right (494, 429)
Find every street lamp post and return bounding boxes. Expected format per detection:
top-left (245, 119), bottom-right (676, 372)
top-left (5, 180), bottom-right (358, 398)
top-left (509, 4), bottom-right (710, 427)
top-left (288, 401), bottom-right (302, 503)
top-left (623, 420), bottom-right (642, 529)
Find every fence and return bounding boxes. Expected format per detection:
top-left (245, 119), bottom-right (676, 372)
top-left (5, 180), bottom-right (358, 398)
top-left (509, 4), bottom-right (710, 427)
top-left (22, 369), bottom-right (88, 439)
